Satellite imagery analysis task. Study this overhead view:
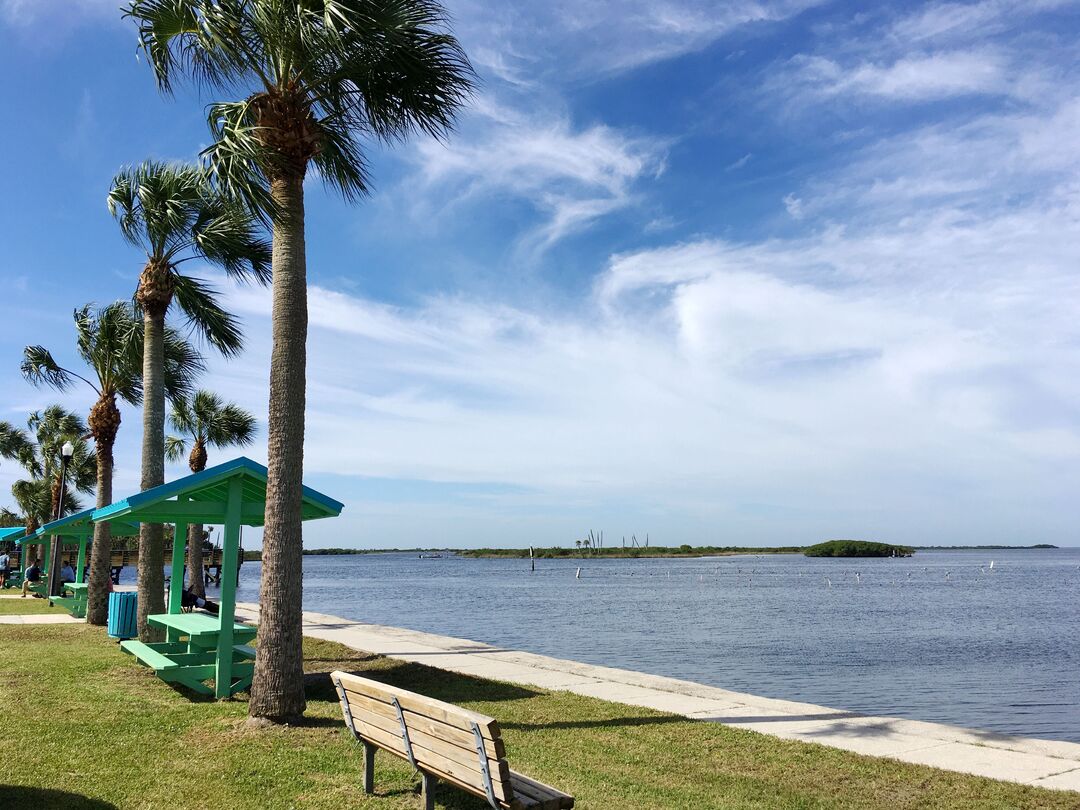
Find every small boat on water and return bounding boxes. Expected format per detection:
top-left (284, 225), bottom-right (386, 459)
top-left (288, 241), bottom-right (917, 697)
top-left (418, 553), bottom-right (444, 559)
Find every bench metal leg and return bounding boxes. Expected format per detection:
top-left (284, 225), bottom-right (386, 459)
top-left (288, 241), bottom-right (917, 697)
top-left (420, 771), bottom-right (436, 810)
top-left (362, 741), bottom-right (375, 794)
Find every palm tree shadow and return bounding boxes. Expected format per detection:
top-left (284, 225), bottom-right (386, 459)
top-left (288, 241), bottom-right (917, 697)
top-left (304, 659), bottom-right (539, 707)
top-left (0, 786), bottom-right (117, 809)
top-left (500, 714), bottom-right (686, 732)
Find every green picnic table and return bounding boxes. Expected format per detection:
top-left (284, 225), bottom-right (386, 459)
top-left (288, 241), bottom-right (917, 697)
top-left (116, 612), bottom-right (261, 695)
top-left (51, 581), bottom-right (88, 618)
top-left (148, 611), bottom-right (257, 647)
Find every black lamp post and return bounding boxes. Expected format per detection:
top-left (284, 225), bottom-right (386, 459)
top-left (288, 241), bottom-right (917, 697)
top-left (47, 440), bottom-right (74, 598)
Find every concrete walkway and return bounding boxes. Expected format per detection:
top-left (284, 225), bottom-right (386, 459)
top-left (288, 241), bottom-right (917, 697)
top-left (234, 601), bottom-right (1079, 793)
top-left (0, 612), bottom-right (84, 624)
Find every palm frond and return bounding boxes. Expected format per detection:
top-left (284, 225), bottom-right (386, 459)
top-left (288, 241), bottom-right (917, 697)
top-left (110, 160), bottom-right (270, 287)
top-left (0, 421), bottom-right (31, 462)
top-left (191, 194), bottom-right (272, 282)
top-left (162, 322), bottom-right (206, 401)
top-left (21, 346), bottom-right (79, 392)
top-left (11, 478), bottom-right (51, 527)
top-left (165, 435), bottom-right (188, 463)
top-left (171, 275), bottom-right (244, 358)
top-left (80, 301), bottom-right (145, 405)
top-left (170, 388), bottom-right (257, 454)
top-left (204, 100), bottom-right (278, 221)
top-left (127, 0), bottom-right (476, 213)
top-left (168, 387), bottom-right (197, 436)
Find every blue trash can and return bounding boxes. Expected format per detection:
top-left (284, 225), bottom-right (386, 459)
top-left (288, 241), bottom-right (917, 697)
top-left (107, 591), bottom-right (138, 640)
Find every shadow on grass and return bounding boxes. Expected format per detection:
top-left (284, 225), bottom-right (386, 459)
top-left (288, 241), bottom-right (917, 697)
top-left (501, 714), bottom-right (687, 732)
top-left (0, 786), bottom-right (117, 809)
top-left (703, 712), bottom-right (863, 724)
top-left (303, 657), bottom-right (540, 707)
top-left (304, 654), bottom-right (380, 665)
top-left (163, 681), bottom-right (218, 703)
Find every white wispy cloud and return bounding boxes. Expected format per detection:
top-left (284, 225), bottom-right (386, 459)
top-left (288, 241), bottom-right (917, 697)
top-left (203, 158), bottom-right (1080, 546)
top-left (0, 0), bottom-right (117, 26)
top-left (888, 0), bottom-right (1080, 45)
top-left (411, 97), bottom-right (667, 255)
top-left (787, 49), bottom-right (1011, 102)
top-left (777, 96), bottom-right (1080, 223)
top-left (454, 0), bottom-right (826, 79)
top-left (771, 2), bottom-right (1077, 109)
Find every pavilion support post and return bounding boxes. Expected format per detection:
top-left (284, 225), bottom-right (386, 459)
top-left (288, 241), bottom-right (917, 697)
top-left (215, 478), bottom-right (242, 698)
top-left (170, 509), bottom-right (188, 616)
top-left (76, 538), bottom-right (87, 584)
top-left (41, 541), bottom-right (51, 595)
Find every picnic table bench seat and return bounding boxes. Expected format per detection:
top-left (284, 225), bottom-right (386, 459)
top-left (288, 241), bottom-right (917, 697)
top-left (333, 671), bottom-right (574, 810)
top-left (119, 615), bottom-right (259, 695)
top-left (120, 640), bottom-right (183, 671)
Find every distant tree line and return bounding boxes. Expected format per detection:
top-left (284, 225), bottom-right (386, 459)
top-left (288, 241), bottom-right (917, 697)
top-left (803, 540), bottom-right (914, 557)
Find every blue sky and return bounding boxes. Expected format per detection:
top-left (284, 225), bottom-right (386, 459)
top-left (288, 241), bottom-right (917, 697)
top-left (1, 0), bottom-right (1079, 548)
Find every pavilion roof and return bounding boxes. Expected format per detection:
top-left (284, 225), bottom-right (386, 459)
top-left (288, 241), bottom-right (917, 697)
top-left (92, 456), bottom-right (344, 527)
top-left (0, 526), bottom-right (26, 543)
top-left (19, 508), bottom-right (138, 543)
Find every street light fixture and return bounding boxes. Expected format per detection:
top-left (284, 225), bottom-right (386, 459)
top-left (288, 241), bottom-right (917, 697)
top-left (47, 441), bottom-right (75, 598)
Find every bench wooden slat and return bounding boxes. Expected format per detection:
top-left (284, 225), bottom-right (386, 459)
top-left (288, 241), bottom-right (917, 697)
top-left (341, 685), bottom-right (506, 759)
top-left (349, 700), bottom-right (510, 782)
top-left (510, 771), bottom-right (575, 809)
top-left (336, 672), bottom-right (501, 738)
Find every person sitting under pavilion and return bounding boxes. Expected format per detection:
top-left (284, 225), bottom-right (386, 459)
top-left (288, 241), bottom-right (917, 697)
top-left (21, 559), bottom-right (42, 597)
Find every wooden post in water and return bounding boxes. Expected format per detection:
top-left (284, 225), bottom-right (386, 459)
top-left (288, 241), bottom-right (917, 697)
top-left (530, 546), bottom-right (535, 572)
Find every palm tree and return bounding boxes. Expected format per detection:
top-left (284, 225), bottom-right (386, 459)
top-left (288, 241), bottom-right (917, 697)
top-left (11, 407), bottom-right (97, 571)
top-left (0, 421), bottom-right (31, 465)
top-left (166, 390), bottom-right (256, 597)
top-left (22, 302), bottom-right (202, 624)
top-left (125, 0), bottom-right (474, 723)
top-left (107, 161), bottom-right (270, 641)
top-left (0, 422), bottom-right (31, 562)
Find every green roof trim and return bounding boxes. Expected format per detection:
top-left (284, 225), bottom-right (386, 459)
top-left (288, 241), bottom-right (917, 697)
top-left (93, 456), bottom-right (344, 527)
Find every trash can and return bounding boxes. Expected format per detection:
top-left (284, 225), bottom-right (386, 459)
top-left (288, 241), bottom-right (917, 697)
top-left (107, 591), bottom-right (138, 640)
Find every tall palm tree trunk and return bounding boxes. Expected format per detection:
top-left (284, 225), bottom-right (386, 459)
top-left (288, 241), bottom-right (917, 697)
top-left (250, 174), bottom-right (308, 723)
top-left (137, 309), bottom-right (167, 641)
top-left (187, 523), bottom-right (205, 598)
top-left (187, 443), bottom-right (207, 597)
top-left (86, 395), bottom-right (120, 625)
top-left (86, 447), bottom-right (114, 625)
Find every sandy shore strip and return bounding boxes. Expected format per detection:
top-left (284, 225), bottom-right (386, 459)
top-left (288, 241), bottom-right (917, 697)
top-left (233, 601), bottom-right (1080, 793)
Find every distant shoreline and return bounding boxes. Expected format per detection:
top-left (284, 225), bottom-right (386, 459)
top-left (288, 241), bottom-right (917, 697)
top-left (913, 544), bottom-right (1058, 550)
top-left (242, 542), bottom-right (1060, 562)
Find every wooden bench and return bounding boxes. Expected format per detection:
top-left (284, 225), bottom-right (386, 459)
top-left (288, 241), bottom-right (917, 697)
top-left (332, 671), bottom-right (573, 810)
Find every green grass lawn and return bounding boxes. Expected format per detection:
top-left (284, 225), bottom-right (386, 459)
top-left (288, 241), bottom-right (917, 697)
top-left (0, 605), bottom-right (1073, 809)
top-left (0, 594), bottom-right (69, 614)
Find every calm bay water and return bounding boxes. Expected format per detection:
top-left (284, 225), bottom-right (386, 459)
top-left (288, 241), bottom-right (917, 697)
top-left (185, 548), bottom-right (1079, 742)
